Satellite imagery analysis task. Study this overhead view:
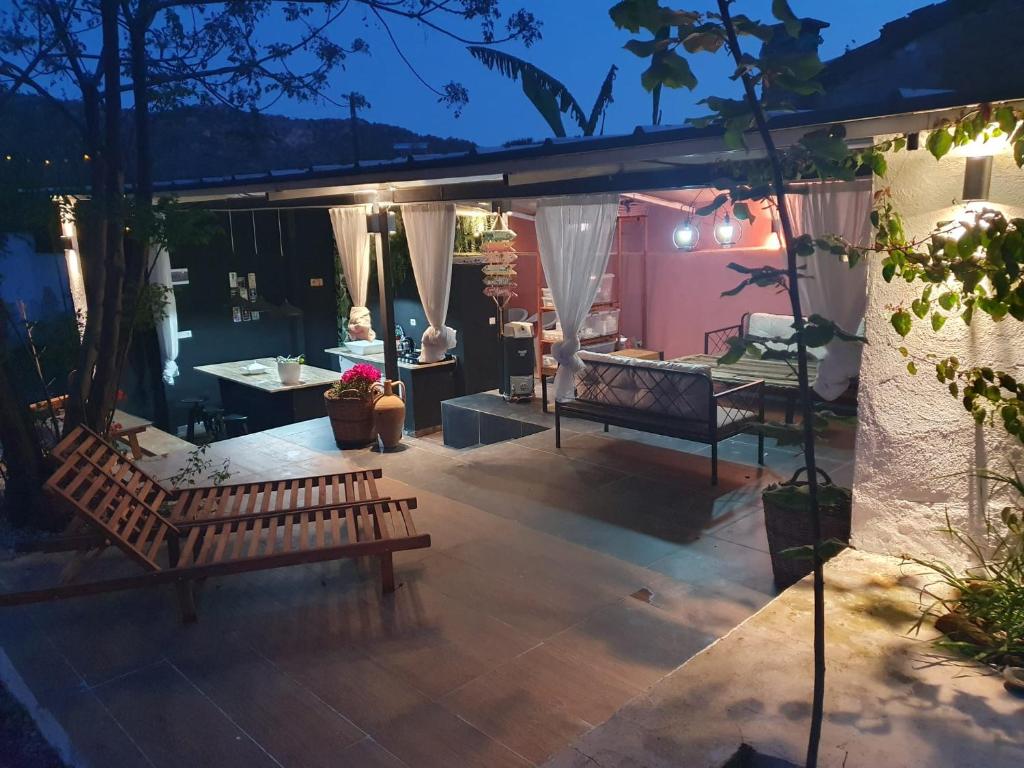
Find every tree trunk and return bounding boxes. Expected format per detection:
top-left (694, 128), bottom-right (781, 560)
top-left (84, 0), bottom-right (127, 431)
top-left (717, 4), bottom-right (827, 767)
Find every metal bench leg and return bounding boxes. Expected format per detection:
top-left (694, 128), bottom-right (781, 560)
top-left (710, 443), bottom-right (719, 486)
top-left (541, 375), bottom-right (549, 414)
top-left (784, 395), bottom-right (796, 424)
top-left (555, 406), bottom-right (561, 448)
top-left (603, 423), bottom-right (609, 432)
top-left (380, 552), bottom-right (395, 594)
top-left (176, 580), bottom-right (197, 623)
top-left (757, 432), bottom-right (765, 466)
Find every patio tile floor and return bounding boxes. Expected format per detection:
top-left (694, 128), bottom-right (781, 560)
top-left (0, 414), bottom-right (855, 767)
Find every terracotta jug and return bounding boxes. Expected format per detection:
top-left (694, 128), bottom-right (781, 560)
top-left (372, 379), bottom-right (406, 449)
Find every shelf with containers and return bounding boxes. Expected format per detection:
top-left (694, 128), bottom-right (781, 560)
top-left (534, 213), bottom-right (648, 378)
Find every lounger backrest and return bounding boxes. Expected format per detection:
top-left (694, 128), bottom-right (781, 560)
top-left (45, 450), bottom-right (177, 571)
top-left (52, 425), bottom-right (168, 509)
top-left (576, 351), bottom-right (713, 421)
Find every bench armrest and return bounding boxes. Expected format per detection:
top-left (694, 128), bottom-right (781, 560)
top-left (713, 379), bottom-right (765, 427)
top-left (704, 323), bottom-right (744, 354)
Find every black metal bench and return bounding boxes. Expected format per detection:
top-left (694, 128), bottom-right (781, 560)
top-left (554, 352), bottom-right (765, 485)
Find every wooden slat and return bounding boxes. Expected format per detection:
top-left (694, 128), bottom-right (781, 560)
top-left (177, 527), bottom-right (203, 566)
top-left (343, 474), bottom-right (355, 505)
top-left (213, 520), bottom-right (234, 563)
top-left (247, 518), bottom-right (264, 558)
top-left (374, 502), bottom-right (393, 540)
top-left (314, 510), bottom-right (326, 549)
top-left (399, 500), bottom-right (417, 537)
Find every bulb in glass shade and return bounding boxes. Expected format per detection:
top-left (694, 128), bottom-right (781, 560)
top-left (672, 220), bottom-right (699, 250)
top-left (715, 214), bottom-right (739, 247)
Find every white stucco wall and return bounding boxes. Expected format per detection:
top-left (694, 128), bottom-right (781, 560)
top-left (852, 137), bottom-right (1024, 566)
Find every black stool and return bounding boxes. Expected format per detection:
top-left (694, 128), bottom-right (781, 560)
top-left (203, 407), bottom-right (225, 441)
top-left (222, 414), bottom-right (249, 438)
top-left (180, 397), bottom-right (208, 442)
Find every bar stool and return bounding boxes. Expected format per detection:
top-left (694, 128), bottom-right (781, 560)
top-left (203, 407), bottom-right (225, 441)
top-left (180, 397), bottom-right (208, 442)
top-left (222, 414), bottom-right (249, 438)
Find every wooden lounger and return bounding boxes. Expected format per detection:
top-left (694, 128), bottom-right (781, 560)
top-left (41, 426), bottom-right (384, 550)
top-left (0, 449), bottom-right (429, 620)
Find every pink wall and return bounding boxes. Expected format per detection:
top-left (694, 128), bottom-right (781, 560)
top-left (502, 202), bottom-right (791, 359)
top-left (620, 204), bottom-right (791, 359)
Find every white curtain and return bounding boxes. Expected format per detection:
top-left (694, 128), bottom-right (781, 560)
top-left (404, 203), bottom-right (458, 363)
top-left (329, 206), bottom-right (375, 341)
top-left (536, 194), bottom-right (620, 402)
top-left (147, 246), bottom-right (179, 385)
top-left (785, 180), bottom-right (873, 400)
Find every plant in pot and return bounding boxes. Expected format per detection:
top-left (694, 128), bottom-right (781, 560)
top-left (324, 363), bottom-right (381, 447)
top-left (276, 354), bottom-right (304, 386)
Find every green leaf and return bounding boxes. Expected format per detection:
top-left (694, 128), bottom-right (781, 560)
top-left (882, 262), bottom-right (897, 282)
top-left (995, 106), bottom-right (1018, 134)
top-left (771, 0), bottom-right (802, 37)
top-left (641, 50), bottom-right (697, 92)
top-left (869, 151), bottom-right (887, 177)
top-left (907, 361), bottom-right (918, 375)
top-left (682, 30), bottom-right (725, 54)
top-left (938, 291), bottom-right (957, 311)
top-left (732, 202), bottom-right (754, 222)
top-left (717, 336), bottom-right (748, 365)
top-left (931, 312), bottom-right (947, 332)
top-left (911, 298), bottom-right (929, 319)
top-left (891, 310), bottom-right (912, 337)
top-left (609, 0), bottom-right (698, 33)
top-left (927, 128), bottom-right (954, 160)
top-left (624, 38), bottom-right (669, 57)
top-left (899, 346), bottom-right (908, 357)
top-left (695, 193), bottom-right (729, 217)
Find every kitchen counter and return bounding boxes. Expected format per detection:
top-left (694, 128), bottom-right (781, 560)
top-left (323, 347), bottom-right (456, 371)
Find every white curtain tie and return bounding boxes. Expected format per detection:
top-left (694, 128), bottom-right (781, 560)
top-left (347, 305), bottom-right (376, 341)
top-left (162, 360), bottom-right (179, 386)
top-left (420, 325), bottom-right (456, 363)
top-left (551, 338), bottom-right (584, 373)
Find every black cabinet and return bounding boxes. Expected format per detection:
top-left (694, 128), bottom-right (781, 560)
top-left (447, 264), bottom-right (501, 396)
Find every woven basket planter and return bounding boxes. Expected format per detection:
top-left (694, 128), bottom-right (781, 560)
top-left (324, 389), bottom-right (375, 447)
top-left (762, 467), bottom-right (852, 589)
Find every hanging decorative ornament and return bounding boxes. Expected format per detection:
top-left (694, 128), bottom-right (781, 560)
top-left (480, 212), bottom-right (518, 310)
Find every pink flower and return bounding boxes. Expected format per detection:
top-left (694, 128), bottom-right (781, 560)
top-left (341, 363), bottom-right (381, 385)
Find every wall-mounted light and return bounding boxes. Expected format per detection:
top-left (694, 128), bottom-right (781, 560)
top-left (672, 217), bottom-right (699, 250)
top-left (714, 213), bottom-right (740, 248)
top-left (962, 156), bottom-right (993, 202)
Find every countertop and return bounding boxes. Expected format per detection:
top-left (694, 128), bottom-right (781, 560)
top-left (194, 357), bottom-right (339, 393)
top-left (324, 347), bottom-right (457, 371)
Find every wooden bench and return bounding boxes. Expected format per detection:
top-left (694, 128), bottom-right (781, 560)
top-left (554, 351), bottom-right (765, 485)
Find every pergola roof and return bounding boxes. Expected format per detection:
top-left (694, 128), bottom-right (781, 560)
top-left (158, 91), bottom-right (1024, 207)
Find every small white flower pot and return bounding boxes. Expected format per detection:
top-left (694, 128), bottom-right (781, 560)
top-left (277, 361), bottom-right (302, 385)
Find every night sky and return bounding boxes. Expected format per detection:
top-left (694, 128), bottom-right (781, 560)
top-left (275, 0), bottom-right (931, 146)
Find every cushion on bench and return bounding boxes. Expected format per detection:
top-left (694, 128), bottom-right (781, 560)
top-left (576, 351), bottom-right (713, 421)
top-left (747, 312), bottom-right (827, 360)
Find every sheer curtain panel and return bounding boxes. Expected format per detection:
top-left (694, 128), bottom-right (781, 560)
top-left (403, 203), bottom-right (458, 363)
top-left (148, 246), bottom-right (179, 385)
top-left (785, 180), bottom-right (873, 400)
top-left (329, 206), bottom-right (375, 341)
top-left (536, 194), bottom-right (620, 402)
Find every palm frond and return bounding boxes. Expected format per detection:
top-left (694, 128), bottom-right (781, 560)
top-left (584, 65), bottom-right (617, 136)
top-left (467, 46), bottom-right (587, 138)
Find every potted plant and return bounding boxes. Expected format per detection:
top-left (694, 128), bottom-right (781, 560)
top-left (324, 363), bottom-right (381, 447)
top-left (276, 354), bottom-right (304, 386)
top-left (762, 467), bottom-right (852, 589)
